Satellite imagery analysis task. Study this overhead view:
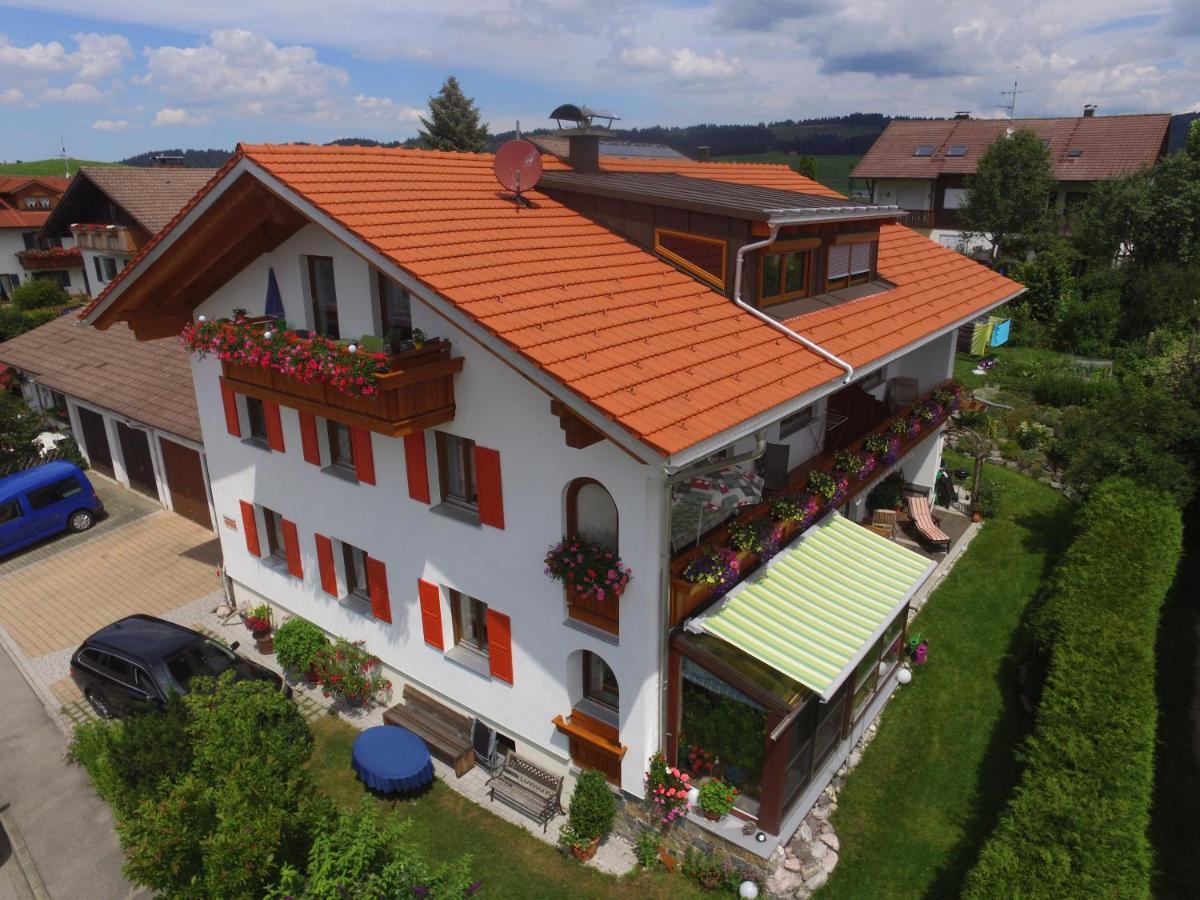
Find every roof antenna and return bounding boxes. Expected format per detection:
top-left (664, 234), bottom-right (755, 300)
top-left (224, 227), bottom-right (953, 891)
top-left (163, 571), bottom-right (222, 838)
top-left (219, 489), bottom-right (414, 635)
top-left (60, 136), bottom-right (69, 177)
top-left (998, 68), bottom-right (1032, 119)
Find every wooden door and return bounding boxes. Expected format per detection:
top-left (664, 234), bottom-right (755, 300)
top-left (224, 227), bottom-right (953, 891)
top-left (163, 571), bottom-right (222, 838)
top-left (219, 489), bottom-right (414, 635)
top-left (116, 422), bottom-right (157, 498)
top-left (159, 438), bottom-right (212, 530)
top-left (76, 407), bottom-right (113, 479)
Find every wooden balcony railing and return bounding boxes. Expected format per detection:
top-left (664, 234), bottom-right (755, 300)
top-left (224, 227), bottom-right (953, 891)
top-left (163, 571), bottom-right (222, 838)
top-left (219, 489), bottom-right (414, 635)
top-left (668, 380), bottom-right (959, 627)
top-left (566, 586), bottom-right (619, 635)
top-left (71, 225), bottom-right (137, 253)
top-left (552, 708), bottom-right (626, 785)
top-left (222, 339), bottom-right (464, 437)
top-left (901, 208), bottom-right (932, 228)
top-left (17, 248), bottom-right (82, 270)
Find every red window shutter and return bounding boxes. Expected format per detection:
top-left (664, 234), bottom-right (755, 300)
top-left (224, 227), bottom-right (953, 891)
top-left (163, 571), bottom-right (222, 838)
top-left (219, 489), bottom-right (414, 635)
top-left (221, 383), bottom-right (241, 437)
top-left (366, 556), bottom-right (391, 623)
top-left (315, 534), bottom-right (337, 597)
top-left (351, 427), bottom-right (376, 485)
top-left (474, 446), bottom-right (505, 529)
top-left (239, 500), bottom-right (260, 557)
top-left (417, 579), bottom-right (444, 649)
top-left (281, 518), bottom-right (302, 579)
top-left (299, 412), bottom-right (321, 465)
top-left (404, 433), bottom-right (430, 503)
top-left (264, 400), bottom-right (285, 452)
top-left (487, 609), bottom-right (513, 684)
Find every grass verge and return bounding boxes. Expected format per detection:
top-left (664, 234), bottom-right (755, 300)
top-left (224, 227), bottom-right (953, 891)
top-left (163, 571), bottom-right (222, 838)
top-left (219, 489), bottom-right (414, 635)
top-left (817, 461), bottom-right (1071, 899)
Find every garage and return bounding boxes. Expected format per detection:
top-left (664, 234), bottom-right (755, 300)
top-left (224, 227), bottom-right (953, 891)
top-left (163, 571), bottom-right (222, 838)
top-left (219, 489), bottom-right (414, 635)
top-left (159, 438), bottom-right (212, 530)
top-left (115, 421), bottom-right (157, 499)
top-left (76, 406), bottom-right (114, 479)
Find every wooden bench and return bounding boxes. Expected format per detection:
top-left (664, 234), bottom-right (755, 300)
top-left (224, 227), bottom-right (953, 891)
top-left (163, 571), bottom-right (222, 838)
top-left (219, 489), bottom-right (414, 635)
top-left (486, 750), bottom-right (564, 831)
top-left (383, 685), bottom-right (475, 777)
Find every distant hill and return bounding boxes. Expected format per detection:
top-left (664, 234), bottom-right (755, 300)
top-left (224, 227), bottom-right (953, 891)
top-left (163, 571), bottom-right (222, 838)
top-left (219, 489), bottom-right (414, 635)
top-left (0, 158), bottom-right (122, 176)
top-left (119, 148), bottom-right (233, 168)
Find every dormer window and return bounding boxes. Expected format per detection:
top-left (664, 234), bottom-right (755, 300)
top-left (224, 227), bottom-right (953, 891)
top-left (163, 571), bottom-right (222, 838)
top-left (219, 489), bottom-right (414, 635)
top-left (946, 145), bottom-right (968, 157)
top-left (758, 238), bottom-right (817, 307)
top-left (913, 145), bottom-right (934, 157)
top-left (306, 255), bottom-right (339, 339)
top-left (654, 229), bottom-right (726, 289)
top-left (826, 236), bottom-right (875, 291)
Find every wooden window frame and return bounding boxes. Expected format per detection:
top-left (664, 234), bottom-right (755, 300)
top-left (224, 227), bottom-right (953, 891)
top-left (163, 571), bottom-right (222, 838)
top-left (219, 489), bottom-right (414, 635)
top-left (435, 432), bottom-right (478, 512)
top-left (377, 270), bottom-right (413, 336)
top-left (758, 239), bottom-right (817, 307)
top-left (341, 541), bottom-right (370, 600)
top-left (582, 651), bottom-right (619, 713)
top-left (653, 228), bottom-right (727, 290)
top-left (262, 506), bottom-right (286, 560)
top-left (449, 589), bottom-right (489, 656)
top-left (244, 395), bottom-right (269, 443)
top-left (825, 233), bottom-right (877, 291)
top-left (307, 255), bottom-right (340, 339)
top-left (326, 420), bottom-right (355, 472)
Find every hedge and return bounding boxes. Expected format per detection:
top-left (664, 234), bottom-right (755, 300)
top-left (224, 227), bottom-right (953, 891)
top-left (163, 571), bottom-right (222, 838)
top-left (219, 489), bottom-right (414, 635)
top-left (961, 478), bottom-right (1182, 899)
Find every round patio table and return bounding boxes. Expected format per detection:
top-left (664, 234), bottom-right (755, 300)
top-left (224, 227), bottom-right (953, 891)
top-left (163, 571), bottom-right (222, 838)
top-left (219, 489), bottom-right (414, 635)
top-left (351, 725), bottom-right (434, 794)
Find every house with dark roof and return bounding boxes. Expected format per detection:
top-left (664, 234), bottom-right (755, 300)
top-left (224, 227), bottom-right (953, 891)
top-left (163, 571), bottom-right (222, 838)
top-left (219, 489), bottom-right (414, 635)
top-left (852, 108), bottom-right (1171, 251)
top-left (79, 115), bottom-right (1022, 856)
top-left (41, 166), bottom-right (218, 297)
top-left (0, 176), bottom-right (80, 299)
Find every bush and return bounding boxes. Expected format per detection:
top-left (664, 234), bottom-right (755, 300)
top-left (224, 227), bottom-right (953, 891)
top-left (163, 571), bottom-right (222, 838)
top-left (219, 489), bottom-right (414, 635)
top-left (681, 848), bottom-right (742, 891)
top-left (961, 479), bottom-right (1183, 900)
top-left (866, 471), bottom-right (905, 512)
top-left (274, 617), bottom-right (329, 676)
top-left (566, 769), bottom-right (615, 842)
top-left (0, 305), bottom-right (60, 341)
top-left (633, 828), bottom-right (662, 868)
top-left (972, 475), bottom-right (1003, 519)
top-left (10, 279), bottom-right (68, 310)
top-left (1055, 288), bottom-right (1120, 358)
top-left (1015, 420), bottom-right (1052, 450)
top-left (314, 638), bottom-right (392, 706)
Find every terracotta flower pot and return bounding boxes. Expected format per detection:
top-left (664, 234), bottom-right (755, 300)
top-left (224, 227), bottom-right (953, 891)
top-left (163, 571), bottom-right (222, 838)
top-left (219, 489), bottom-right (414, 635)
top-left (570, 837), bottom-right (600, 861)
top-left (255, 634), bottom-right (274, 654)
top-left (703, 809), bottom-right (724, 822)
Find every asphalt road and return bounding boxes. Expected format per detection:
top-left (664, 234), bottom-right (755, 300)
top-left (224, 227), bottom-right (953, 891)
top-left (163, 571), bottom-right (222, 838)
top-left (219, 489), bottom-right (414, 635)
top-left (0, 649), bottom-right (147, 899)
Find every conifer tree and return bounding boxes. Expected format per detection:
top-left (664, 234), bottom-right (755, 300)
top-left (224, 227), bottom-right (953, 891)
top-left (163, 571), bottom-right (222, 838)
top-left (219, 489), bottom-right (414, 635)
top-left (417, 76), bottom-right (489, 153)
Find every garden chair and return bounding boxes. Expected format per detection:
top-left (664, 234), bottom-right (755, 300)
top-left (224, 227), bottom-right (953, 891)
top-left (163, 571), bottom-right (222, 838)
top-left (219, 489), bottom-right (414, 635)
top-left (906, 494), bottom-right (951, 551)
top-left (869, 508), bottom-right (898, 540)
top-left (888, 376), bottom-right (919, 413)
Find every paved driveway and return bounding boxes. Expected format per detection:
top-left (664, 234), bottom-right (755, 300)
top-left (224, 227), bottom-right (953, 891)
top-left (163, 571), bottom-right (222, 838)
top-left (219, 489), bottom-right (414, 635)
top-left (0, 476), bottom-right (222, 715)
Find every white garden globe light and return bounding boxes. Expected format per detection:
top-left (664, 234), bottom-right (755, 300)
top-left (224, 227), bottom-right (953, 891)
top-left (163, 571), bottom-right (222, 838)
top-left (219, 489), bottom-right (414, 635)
top-left (263, 330), bottom-right (273, 340)
top-left (686, 786), bottom-right (700, 807)
top-left (897, 666), bottom-right (913, 685)
top-left (197, 315), bottom-right (206, 323)
top-left (739, 880), bottom-right (759, 899)
top-left (348, 343), bottom-right (358, 354)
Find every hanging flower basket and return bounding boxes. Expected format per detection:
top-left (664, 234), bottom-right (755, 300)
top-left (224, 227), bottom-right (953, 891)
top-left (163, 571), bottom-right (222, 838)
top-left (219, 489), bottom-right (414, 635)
top-left (544, 538), bottom-right (631, 602)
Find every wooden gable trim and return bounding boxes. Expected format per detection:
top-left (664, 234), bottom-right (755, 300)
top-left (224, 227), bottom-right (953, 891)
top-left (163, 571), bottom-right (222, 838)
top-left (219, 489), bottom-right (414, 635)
top-left (550, 399), bottom-right (604, 449)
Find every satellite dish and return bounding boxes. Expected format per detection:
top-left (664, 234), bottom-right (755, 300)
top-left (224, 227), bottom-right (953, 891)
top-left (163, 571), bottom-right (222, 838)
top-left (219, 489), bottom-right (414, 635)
top-left (493, 139), bottom-right (542, 198)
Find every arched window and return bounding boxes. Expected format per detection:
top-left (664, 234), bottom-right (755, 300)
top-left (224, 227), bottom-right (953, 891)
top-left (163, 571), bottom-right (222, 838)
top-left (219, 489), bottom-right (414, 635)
top-left (567, 478), bottom-right (618, 551)
top-left (582, 651), bottom-right (619, 714)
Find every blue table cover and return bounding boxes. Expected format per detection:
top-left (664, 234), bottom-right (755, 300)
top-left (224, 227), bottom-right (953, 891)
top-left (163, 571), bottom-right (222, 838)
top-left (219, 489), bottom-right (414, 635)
top-left (352, 725), bottom-right (434, 793)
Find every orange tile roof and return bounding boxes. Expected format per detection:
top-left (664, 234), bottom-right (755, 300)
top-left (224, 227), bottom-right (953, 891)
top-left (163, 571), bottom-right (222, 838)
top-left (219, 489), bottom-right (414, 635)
top-left (0, 209), bottom-right (49, 229)
top-left (86, 144), bottom-right (1020, 458)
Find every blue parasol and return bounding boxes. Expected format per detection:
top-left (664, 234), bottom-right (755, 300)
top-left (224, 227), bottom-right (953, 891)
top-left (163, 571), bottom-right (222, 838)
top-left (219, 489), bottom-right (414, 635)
top-left (264, 267), bottom-right (284, 319)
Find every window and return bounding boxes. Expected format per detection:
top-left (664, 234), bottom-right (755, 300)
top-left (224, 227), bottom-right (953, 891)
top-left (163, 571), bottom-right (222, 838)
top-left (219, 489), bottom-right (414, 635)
top-left (1067, 148), bottom-right (1083, 158)
top-left (946, 144), bottom-right (968, 157)
top-left (33, 271), bottom-right (70, 289)
top-left (758, 241), bottom-right (813, 307)
top-left (0, 499), bottom-right (21, 525)
top-left (93, 256), bottom-right (103, 283)
top-left (327, 420), bottom-right (355, 470)
top-left (263, 507), bottom-right (286, 560)
top-left (583, 652), bottom-right (619, 711)
top-left (858, 368), bottom-right (885, 392)
top-left (26, 476), bottom-right (83, 510)
top-left (378, 271), bottom-right (412, 337)
top-left (245, 396), bottom-right (268, 442)
top-left (567, 479), bottom-right (617, 551)
top-left (912, 145), bottom-right (934, 157)
top-left (450, 590), bottom-right (489, 655)
top-left (436, 432), bottom-right (477, 510)
top-left (0, 274), bottom-right (19, 297)
top-left (163, 639), bottom-right (237, 693)
top-left (825, 239), bottom-right (875, 291)
top-left (23, 196), bottom-right (50, 210)
top-left (21, 232), bottom-right (36, 251)
top-left (342, 541), bottom-right (370, 598)
top-left (654, 229), bottom-right (726, 289)
top-left (97, 256), bottom-right (118, 281)
top-left (307, 255), bottom-right (339, 338)
top-left (777, 405), bottom-right (814, 439)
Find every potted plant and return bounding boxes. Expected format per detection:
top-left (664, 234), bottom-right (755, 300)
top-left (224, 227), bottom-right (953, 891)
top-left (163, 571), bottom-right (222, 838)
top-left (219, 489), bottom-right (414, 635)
top-left (906, 633), bottom-right (929, 665)
top-left (243, 604), bottom-right (274, 653)
top-left (685, 744), bottom-right (716, 778)
top-left (411, 327), bottom-right (426, 350)
top-left (807, 469), bottom-right (838, 504)
top-left (273, 617), bottom-right (330, 681)
top-left (315, 638), bottom-right (392, 707)
top-left (681, 546), bottom-right (740, 596)
top-left (544, 538), bottom-right (632, 603)
top-left (559, 769), bottom-right (615, 861)
top-left (697, 778), bottom-right (739, 822)
top-left (644, 752), bottom-right (691, 826)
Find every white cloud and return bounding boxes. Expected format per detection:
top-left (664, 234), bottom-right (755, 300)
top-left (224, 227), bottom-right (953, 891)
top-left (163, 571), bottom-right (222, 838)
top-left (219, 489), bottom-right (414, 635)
top-left (44, 81), bottom-right (104, 102)
top-left (0, 87), bottom-right (23, 104)
top-left (617, 45), bottom-right (746, 85)
top-left (0, 32), bottom-right (129, 79)
top-left (153, 106), bottom-right (211, 126)
top-left (70, 32), bottom-right (133, 80)
top-left (92, 118), bottom-right (129, 130)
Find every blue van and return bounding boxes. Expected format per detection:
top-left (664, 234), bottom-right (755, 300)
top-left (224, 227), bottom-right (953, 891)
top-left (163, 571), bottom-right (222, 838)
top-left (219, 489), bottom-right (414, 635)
top-left (0, 460), bottom-right (104, 557)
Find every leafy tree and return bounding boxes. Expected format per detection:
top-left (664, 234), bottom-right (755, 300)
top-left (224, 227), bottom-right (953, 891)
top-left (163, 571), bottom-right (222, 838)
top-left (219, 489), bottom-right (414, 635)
top-left (10, 279), bottom-right (69, 310)
top-left (1010, 241), bottom-right (1075, 325)
top-left (794, 154), bottom-right (817, 179)
top-left (958, 128), bottom-right (1056, 260)
top-left (0, 391), bottom-right (86, 470)
top-left (418, 76), bottom-right (489, 153)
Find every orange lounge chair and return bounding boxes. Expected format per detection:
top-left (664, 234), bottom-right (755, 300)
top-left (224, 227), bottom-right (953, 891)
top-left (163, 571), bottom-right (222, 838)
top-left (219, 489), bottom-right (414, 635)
top-left (906, 495), bottom-right (950, 551)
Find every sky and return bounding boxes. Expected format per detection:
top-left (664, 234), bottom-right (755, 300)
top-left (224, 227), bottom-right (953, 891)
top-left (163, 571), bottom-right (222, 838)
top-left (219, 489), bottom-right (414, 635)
top-left (1, 0), bottom-right (1198, 163)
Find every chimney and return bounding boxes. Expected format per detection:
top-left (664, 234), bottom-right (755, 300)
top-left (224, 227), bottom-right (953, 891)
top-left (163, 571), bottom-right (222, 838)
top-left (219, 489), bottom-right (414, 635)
top-left (1083, 104), bottom-right (1096, 117)
top-left (567, 133), bottom-right (601, 174)
top-left (697, 146), bottom-right (711, 162)
top-left (953, 111), bottom-right (971, 120)
top-left (548, 104), bottom-right (619, 175)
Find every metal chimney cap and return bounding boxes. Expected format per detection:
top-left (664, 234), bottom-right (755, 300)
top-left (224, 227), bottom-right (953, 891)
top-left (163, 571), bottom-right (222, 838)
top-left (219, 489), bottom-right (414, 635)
top-left (549, 104), bottom-right (620, 130)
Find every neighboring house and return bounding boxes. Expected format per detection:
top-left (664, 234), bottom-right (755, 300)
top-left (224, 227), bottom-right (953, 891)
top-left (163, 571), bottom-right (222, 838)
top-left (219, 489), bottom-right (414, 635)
top-left (852, 108), bottom-right (1171, 250)
top-left (81, 128), bottom-right (1020, 852)
top-left (0, 313), bottom-right (213, 529)
top-left (40, 166), bottom-right (218, 298)
top-left (0, 176), bottom-right (80, 299)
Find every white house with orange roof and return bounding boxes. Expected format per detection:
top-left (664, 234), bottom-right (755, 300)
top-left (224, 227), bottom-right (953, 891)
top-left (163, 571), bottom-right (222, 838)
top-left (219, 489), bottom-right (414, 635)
top-left (0, 175), bottom-right (81, 299)
top-left (81, 109), bottom-right (1022, 855)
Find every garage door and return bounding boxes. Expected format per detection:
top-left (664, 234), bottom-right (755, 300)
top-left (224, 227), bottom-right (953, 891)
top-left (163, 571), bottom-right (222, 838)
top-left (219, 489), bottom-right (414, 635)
top-left (76, 407), bottom-right (114, 479)
top-left (116, 422), bottom-right (157, 499)
top-left (159, 438), bottom-right (212, 530)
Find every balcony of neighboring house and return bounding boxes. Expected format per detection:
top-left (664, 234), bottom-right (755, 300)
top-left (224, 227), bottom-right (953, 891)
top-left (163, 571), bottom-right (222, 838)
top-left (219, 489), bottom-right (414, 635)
top-left (196, 316), bottom-right (464, 437)
top-left (668, 378), bottom-right (965, 628)
top-left (17, 247), bottom-right (82, 271)
top-left (901, 208), bottom-right (932, 228)
top-left (71, 224), bottom-right (138, 254)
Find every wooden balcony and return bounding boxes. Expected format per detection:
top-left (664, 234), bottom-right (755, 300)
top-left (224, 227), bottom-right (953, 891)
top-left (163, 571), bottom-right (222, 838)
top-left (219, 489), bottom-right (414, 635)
top-left (552, 708), bottom-right (626, 785)
top-left (566, 586), bottom-right (619, 636)
top-left (17, 248), bottom-right (82, 270)
top-left (71, 225), bottom-right (137, 253)
top-left (668, 381), bottom-right (958, 627)
top-left (222, 339), bottom-right (464, 437)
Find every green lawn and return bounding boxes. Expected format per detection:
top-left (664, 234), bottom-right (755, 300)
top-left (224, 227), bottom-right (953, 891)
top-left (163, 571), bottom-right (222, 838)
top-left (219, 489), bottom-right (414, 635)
top-left (713, 153), bottom-right (863, 196)
top-left (953, 345), bottom-right (1079, 391)
top-left (308, 716), bottom-right (709, 899)
top-left (818, 461), bottom-right (1072, 900)
top-left (0, 158), bottom-right (122, 176)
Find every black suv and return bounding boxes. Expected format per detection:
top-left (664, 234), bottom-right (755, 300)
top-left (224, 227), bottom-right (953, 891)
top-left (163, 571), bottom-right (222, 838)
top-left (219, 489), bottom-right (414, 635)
top-left (70, 614), bottom-right (288, 718)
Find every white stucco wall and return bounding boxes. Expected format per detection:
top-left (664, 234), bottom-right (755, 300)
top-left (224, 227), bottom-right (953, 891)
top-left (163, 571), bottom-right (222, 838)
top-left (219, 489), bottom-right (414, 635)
top-left (192, 225), bottom-right (667, 795)
top-left (871, 179), bottom-right (933, 210)
top-left (0, 230), bottom-right (28, 293)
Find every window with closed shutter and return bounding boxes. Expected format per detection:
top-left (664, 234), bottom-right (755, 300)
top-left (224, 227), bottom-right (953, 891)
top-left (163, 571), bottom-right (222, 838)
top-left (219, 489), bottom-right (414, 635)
top-left (827, 244), bottom-right (851, 281)
top-left (850, 241), bottom-right (872, 276)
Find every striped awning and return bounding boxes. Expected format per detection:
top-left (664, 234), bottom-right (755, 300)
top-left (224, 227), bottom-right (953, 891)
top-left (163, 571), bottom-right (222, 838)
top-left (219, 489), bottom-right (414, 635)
top-left (685, 513), bottom-right (936, 699)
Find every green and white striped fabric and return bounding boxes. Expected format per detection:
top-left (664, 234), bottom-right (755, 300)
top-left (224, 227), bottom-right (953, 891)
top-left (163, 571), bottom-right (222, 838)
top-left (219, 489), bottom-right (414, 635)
top-left (688, 513), bottom-right (935, 699)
